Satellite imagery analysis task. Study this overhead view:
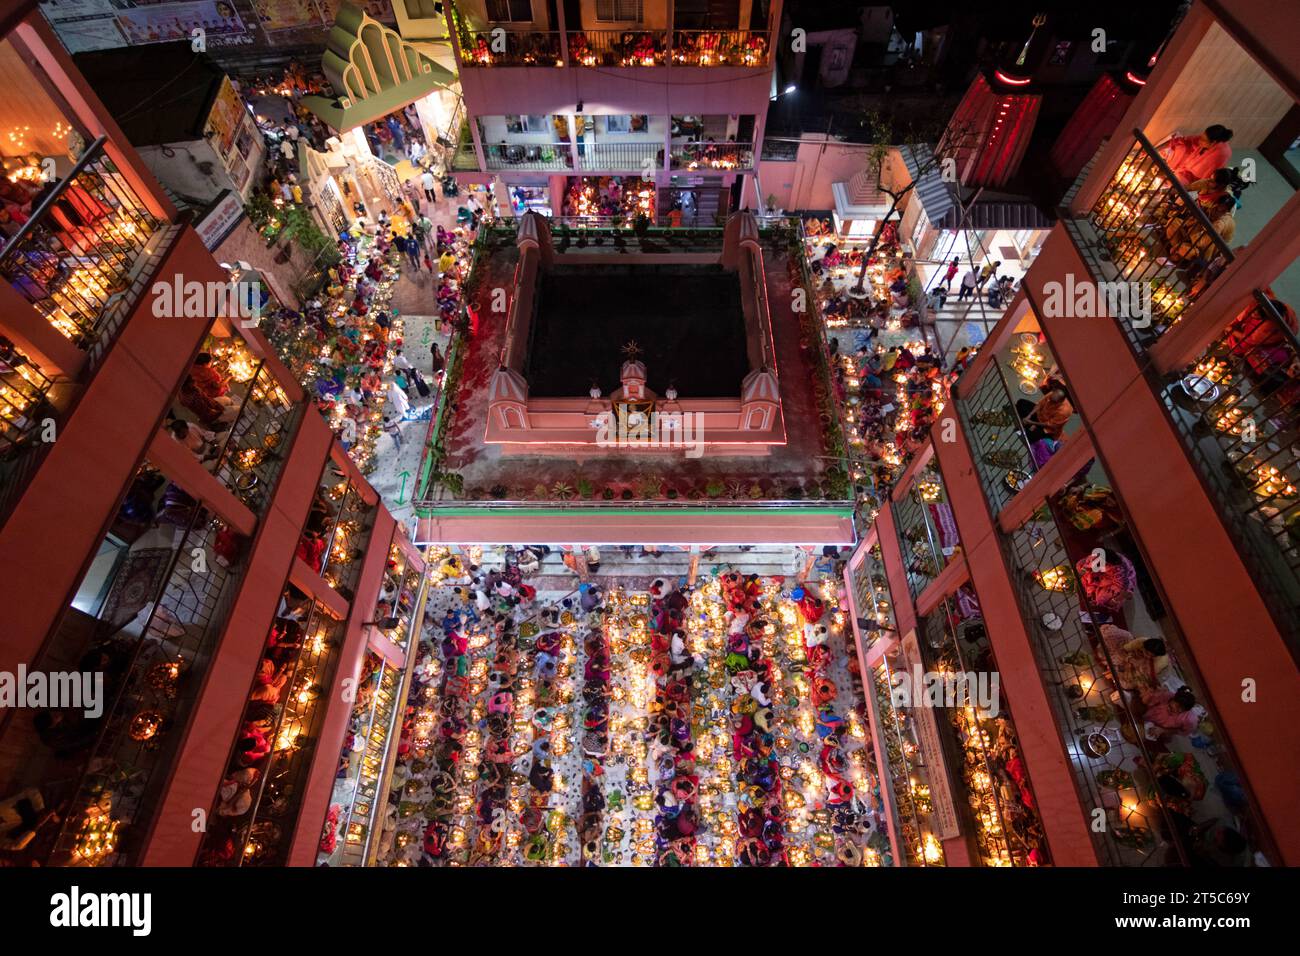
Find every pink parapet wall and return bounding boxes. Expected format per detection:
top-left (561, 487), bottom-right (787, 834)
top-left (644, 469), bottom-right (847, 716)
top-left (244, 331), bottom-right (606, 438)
top-left (485, 210), bottom-right (783, 451)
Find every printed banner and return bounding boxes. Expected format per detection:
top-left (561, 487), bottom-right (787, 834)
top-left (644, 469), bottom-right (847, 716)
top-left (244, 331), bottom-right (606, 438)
top-left (204, 75), bottom-right (246, 156)
top-left (112, 1), bottom-right (249, 46)
top-left (41, 0), bottom-right (251, 51)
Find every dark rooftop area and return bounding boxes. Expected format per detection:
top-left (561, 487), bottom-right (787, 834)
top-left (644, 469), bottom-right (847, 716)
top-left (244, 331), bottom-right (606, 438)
top-left (437, 235), bottom-right (835, 502)
top-left (73, 42), bottom-right (227, 146)
top-left (525, 264), bottom-right (748, 398)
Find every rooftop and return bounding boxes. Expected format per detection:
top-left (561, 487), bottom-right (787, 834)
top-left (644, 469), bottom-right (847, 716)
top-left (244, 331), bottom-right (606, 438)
top-left (73, 42), bottom-right (228, 146)
top-left (422, 226), bottom-right (850, 517)
top-left (527, 263), bottom-right (748, 398)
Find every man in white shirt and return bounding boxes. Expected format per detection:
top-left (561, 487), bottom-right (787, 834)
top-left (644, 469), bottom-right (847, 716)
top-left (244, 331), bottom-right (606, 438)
top-left (393, 349), bottom-right (413, 372)
top-left (958, 269), bottom-right (978, 302)
top-left (421, 169), bottom-right (437, 202)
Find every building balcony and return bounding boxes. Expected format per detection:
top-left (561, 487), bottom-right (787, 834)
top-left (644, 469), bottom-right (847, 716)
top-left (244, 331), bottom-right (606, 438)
top-left (993, 493), bottom-right (1283, 867)
top-left (21, 460), bottom-right (253, 866)
top-left (670, 30), bottom-right (769, 68)
top-left (481, 141), bottom-right (574, 171)
top-left (449, 0), bottom-right (769, 71)
top-left (920, 597), bottom-right (1052, 867)
top-left (567, 29), bottom-right (668, 67)
top-left (454, 28), bottom-right (564, 68)
top-left (866, 642), bottom-right (947, 866)
top-left (1, 137), bottom-right (166, 357)
top-left (1071, 130), bottom-right (1234, 354)
top-left (196, 590), bottom-right (347, 867)
top-left (844, 538), bottom-right (895, 659)
top-left (1157, 291), bottom-right (1300, 641)
top-left (892, 461), bottom-right (960, 601)
top-left (210, 363), bottom-right (301, 519)
top-left (670, 141), bottom-right (755, 172)
top-left (0, 137), bottom-right (180, 524)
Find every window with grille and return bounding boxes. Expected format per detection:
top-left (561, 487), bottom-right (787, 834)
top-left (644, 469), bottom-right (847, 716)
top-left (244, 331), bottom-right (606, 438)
top-left (487, 0), bottom-right (533, 21)
top-left (596, 0), bottom-right (644, 21)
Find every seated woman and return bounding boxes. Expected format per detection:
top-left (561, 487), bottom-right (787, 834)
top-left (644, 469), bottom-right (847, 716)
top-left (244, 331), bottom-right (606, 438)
top-left (1220, 291), bottom-right (1296, 389)
top-left (1016, 378), bottom-right (1073, 444)
top-left (1160, 125), bottom-right (1233, 186)
top-left (166, 417), bottom-right (220, 464)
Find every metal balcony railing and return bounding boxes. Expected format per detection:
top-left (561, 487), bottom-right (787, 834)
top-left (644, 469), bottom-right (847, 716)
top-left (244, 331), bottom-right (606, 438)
top-left (581, 142), bottom-right (663, 172)
top-left (893, 467), bottom-right (958, 600)
top-left (0, 338), bottom-right (62, 523)
top-left (332, 652), bottom-right (405, 865)
top-left (1001, 496), bottom-right (1279, 866)
top-left (456, 29), bottom-right (564, 67)
top-left (0, 341), bottom-right (54, 454)
top-left (449, 140), bottom-right (480, 172)
top-left (670, 30), bottom-right (769, 67)
top-left (319, 478), bottom-right (377, 598)
top-left (921, 599), bottom-right (1051, 866)
top-left (1160, 291), bottom-right (1300, 646)
top-left (1087, 129), bottom-right (1235, 352)
top-left (482, 142), bottom-right (574, 171)
top-left (869, 650), bottom-right (947, 866)
top-left (957, 358), bottom-right (1039, 515)
top-left (197, 597), bottom-right (346, 867)
top-left (1000, 503), bottom-right (1184, 866)
top-left (0, 137), bottom-right (162, 353)
top-left (375, 543), bottom-right (423, 652)
top-left (849, 541), bottom-right (896, 656)
top-left (567, 29), bottom-right (667, 66)
top-left (670, 141), bottom-right (755, 171)
top-left (212, 364), bottom-right (299, 518)
top-left (47, 488), bottom-right (243, 866)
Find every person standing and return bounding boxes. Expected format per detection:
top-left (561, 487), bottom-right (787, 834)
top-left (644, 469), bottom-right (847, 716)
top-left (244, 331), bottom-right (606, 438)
top-left (382, 416), bottom-right (403, 452)
top-left (941, 256), bottom-right (959, 291)
top-left (976, 260), bottom-right (1001, 291)
top-left (421, 168), bottom-right (437, 203)
top-left (387, 378), bottom-right (411, 418)
top-left (957, 268), bottom-right (978, 301)
top-left (430, 342), bottom-right (444, 375)
top-left (386, 115), bottom-right (406, 154)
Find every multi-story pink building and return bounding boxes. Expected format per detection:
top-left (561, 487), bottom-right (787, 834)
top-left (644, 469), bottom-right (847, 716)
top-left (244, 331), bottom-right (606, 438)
top-left (0, 6), bottom-right (425, 867)
top-left (843, 0), bottom-right (1300, 866)
top-left (445, 0), bottom-right (781, 222)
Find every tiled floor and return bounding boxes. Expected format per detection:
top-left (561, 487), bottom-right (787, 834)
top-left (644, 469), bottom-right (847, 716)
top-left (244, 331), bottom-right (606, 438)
top-left (366, 311), bottom-right (451, 530)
